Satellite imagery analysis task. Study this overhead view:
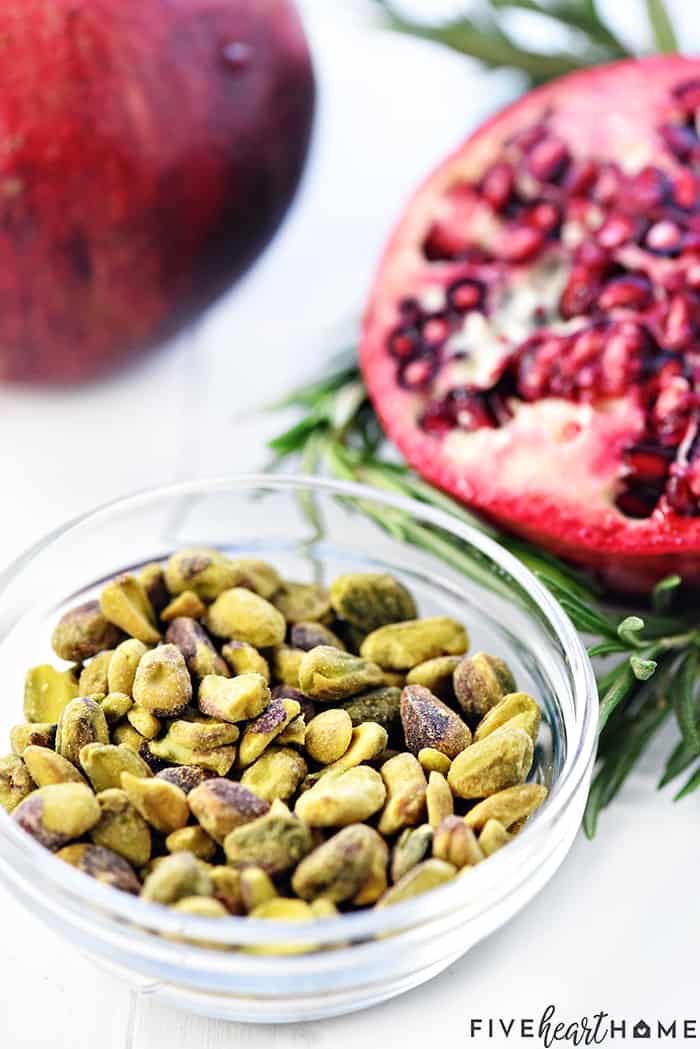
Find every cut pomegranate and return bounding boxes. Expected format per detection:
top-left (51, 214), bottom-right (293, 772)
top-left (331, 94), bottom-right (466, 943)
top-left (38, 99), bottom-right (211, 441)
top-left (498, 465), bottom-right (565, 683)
top-left (361, 58), bottom-right (700, 593)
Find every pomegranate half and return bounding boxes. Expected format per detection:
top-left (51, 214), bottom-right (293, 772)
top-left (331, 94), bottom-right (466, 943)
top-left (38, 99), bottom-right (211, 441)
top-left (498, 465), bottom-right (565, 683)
top-left (0, 0), bottom-right (314, 384)
top-left (361, 57), bottom-right (700, 594)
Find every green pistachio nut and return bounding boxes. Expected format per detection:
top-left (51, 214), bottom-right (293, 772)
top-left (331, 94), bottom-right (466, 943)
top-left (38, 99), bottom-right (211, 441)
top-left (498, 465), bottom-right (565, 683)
top-left (107, 639), bottom-right (149, 695)
top-left (10, 723), bottom-right (56, 756)
top-left (478, 819), bottom-right (512, 857)
top-left (391, 824), bottom-right (434, 883)
top-left (400, 684), bottom-right (471, 759)
top-left (14, 783), bottom-right (100, 850)
top-left (304, 708), bottom-right (353, 765)
top-left (78, 649), bottom-right (114, 696)
top-left (79, 742), bottom-right (152, 793)
top-left (329, 572), bottom-right (417, 631)
top-left (141, 849), bottom-right (213, 904)
top-left (101, 573), bottom-right (161, 645)
top-left (0, 755), bottom-right (36, 812)
top-left (57, 843), bottom-right (141, 894)
top-left (376, 858), bottom-right (457, 908)
top-left (132, 644), bottom-right (192, 717)
top-left (121, 771), bottom-right (190, 835)
top-left (464, 783), bottom-right (548, 832)
top-left (164, 547), bottom-right (240, 602)
top-left (160, 590), bottom-right (206, 623)
top-left (271, 581), bottom-right (331, 624)
top-left (156, 765), bottom-right (215, 795)
top-left (221, 640), bottom-right (270, 682)
top-left (238, 697), bottom-right (300, 767)
top-left (473, 692), bottom-right (542, 743)
top-left (295, 765), bottom-right (386, 827)
top-left (23, 665), bottom-right (79, 723)
top-left (51, 600), bottom-right (122, 663)
top-left (198, 673), bottom-right (270, 724)
top-left (223, 807), bottom-right (313, 875)
top-left (447, 727), bottom-right (534, 800)
top-left (426, 770), bottom-right (454, 828)
top-left (432, 815), bottom-right (483, 868)
top-left (405, 655), bottom-right (461, 702)
top-left (292, 824), bottom-right (385, 904)
top-left (298, 646), bottom-right (384, 702)
top-left (188, 778), bottom-right (270, 843)
top-left (270, 645), bottom-right (304, 687)
top-left (360, 617), bottom-right (469, 671)
top-left (165, 618), bottom-right (230, 681)
top-left (126, 706), bottom-right (161, 740)
top-left (340, 687), bottom-right (402, 734)
top-left (23, 745), bottom-right (87, 787)
top-left (90, 788), bottom-right (152, 867)
top-left (377, 753), bottom-right (427, 836)
top-left (139, 562), bottom-right (170, 615)
top-left (239, 866), bottom-right (278, 911)
top-left (99, 692), bottom-right (134, 725)
top-left (240, 745), bottom-right (308, 803)
top-left (290, 621), bottom-right (346, 652)
top-left (165, 825), bottom-right (217, 861)
top-left (205, 588), bottom-right (286, 647)
top-left (56, 697), bottom-right (110, 767)
top-left (417, 747), bottom-right (452, 776)
top-left (453, 652), bottom-right (516, 720)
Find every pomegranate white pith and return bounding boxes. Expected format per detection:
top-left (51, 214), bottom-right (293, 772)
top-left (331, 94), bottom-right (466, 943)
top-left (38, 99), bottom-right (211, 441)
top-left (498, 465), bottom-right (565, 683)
top-left (361, 57), bottom-right (700, 593)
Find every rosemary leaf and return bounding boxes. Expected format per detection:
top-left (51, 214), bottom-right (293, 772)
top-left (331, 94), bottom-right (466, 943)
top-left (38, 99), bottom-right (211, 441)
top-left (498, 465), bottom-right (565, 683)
top-left (644, 0), bottom-right (679, 53)
top-left (673, 647), bottom-right (700, 757)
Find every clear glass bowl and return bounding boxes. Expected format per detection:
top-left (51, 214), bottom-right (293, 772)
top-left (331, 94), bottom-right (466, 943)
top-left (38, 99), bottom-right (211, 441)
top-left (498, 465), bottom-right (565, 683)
top-left (0, 476), bottom-right (597, 1023)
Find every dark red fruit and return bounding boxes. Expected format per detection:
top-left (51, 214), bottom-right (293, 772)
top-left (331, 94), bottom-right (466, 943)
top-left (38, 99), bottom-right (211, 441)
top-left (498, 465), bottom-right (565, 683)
top-left (0, 0), bottom-right (314, 384)
top-left (361, 57), bottom-right (700, 593)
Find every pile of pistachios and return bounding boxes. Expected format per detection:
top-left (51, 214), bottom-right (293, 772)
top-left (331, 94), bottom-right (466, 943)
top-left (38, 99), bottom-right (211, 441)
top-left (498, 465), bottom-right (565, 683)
top-left (0, 549), bottom-right (548, 938)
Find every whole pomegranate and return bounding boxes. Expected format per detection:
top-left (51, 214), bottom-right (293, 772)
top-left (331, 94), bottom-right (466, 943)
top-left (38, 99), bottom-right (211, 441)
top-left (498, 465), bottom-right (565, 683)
top-left (361, 57), bottom-right (700, 594)
top-left (0, 0), bottom-right (314, 383)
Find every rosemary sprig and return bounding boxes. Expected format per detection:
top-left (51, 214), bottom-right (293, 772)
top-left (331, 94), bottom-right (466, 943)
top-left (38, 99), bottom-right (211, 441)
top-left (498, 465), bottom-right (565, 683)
top-left (267, 360), bottom-right (700, 836)
top-left (372, 0), bottom-right (677, 87)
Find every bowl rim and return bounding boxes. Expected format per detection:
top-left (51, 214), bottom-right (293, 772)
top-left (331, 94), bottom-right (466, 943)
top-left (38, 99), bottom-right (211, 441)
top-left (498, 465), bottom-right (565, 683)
top-left (0, 473), bottom-right (598, 948)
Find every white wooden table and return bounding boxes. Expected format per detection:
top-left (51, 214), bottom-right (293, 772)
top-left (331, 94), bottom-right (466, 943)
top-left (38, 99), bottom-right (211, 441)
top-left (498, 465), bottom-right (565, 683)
top-left (0, 4), bottom-right (697, 1045)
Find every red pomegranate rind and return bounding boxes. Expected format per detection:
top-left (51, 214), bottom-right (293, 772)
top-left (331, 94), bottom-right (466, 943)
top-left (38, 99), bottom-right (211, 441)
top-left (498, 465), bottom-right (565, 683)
top-left (361, 57), bottom-right (700, 593)
top-left (0, 0), bottom-right (314, 383)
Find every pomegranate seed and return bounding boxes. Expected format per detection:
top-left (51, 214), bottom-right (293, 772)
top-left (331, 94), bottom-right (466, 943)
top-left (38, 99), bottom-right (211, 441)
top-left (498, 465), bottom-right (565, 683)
top-left (526, 136), bottom-right (570, 182)
top-left (560, 268), bottom-right (601, 319)
top-left (672, 168), bottom-right (699, 209)
top-left (672, 78), bottom-right (700, 116)
top-left (645, 219), bottom-right (683, 254)
top-left (577, 240), bottom-right (612, 271)
top-left (421, 401), bottom-right (456, 435)
top-left (686, 263), bottom-right (700, 289)
top-left (623, 166), bottom-right (669, 215)
top-left (447, 278), bottom-right (484, 313)
top-left (624, 446), bottom-right (672, 483)
top-left (388, 327), bottom-right (421, 359)
top-left (660, 122), bottom-right (698, 159)
top-left (422, 315), bottom-right (450, 345)
top-left (499, 225), bottom-right (545, 262)
top-left (526, 201), bottom-right (560, 233)
top-left (564, 159), bottom-right (598, 196)
top-left (663, 293), bottom-right (698, 350)
top-left (596, 212), bottom-right (636, 249)
top-left (598, 274), bottom-right (653, 311)
top-left (480, 162), bottom-right (514, 212)
top-left (399, 355), bottom-right (436, 390)
top-left (593, 163), bottom-right (623, 206)
top-left (599, 322), bottom-right (644, 396)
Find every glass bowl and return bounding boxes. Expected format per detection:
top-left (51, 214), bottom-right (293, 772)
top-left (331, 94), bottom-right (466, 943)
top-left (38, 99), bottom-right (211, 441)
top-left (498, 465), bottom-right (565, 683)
top-left (0, 475), bottom-right (597, 1023)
